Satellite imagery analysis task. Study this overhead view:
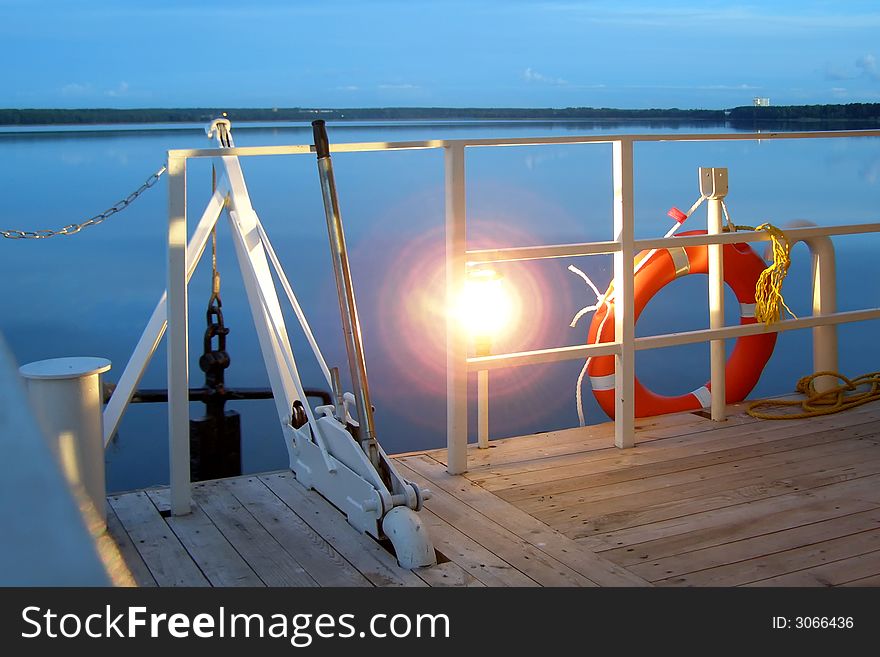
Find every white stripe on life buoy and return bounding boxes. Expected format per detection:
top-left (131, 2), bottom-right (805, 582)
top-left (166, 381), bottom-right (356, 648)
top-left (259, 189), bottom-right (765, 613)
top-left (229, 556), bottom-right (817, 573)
top-left (589, 373), bottom-right (616, 392)
top-left (691, 385), bottom-right (712, 408)
top-left (667, 246), bottom-right (690, 278)
top-left (740, 302), bottom-right (756, 318)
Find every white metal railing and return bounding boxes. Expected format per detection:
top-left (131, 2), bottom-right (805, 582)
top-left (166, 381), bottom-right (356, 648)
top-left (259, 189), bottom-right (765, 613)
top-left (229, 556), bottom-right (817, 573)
top-left (162, 129), bottom-right (880, 487)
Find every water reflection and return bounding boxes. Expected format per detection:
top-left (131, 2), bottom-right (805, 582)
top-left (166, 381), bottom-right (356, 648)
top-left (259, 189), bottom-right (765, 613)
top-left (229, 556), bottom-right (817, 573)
top-left (1, 119), bottom-right (878, 491)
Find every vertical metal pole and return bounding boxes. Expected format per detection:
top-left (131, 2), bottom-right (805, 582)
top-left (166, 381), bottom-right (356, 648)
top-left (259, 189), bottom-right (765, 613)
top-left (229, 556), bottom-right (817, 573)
top-left (312, 122), bottom-right (379, 466)
top-left (445, 143), bottom-right (469, 473)
top-left (167, 154), bottom-right (191, 516)
top-left (612, 140), bottom-right (636, 449)
top-left (702, 167), bottom-right (727, 422)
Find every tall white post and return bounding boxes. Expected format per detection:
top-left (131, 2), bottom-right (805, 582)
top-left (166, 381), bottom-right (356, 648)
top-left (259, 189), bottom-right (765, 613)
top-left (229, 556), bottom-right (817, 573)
top-left (445, 143), bottom-right (469, 473)
top-left (808, 236), bottom-right (839, 392)
top-left (167, 154), bottom-right (191, 516)
top-left (20, 357), bottom-right (111, 530)
top-left (702, 167), bottom-right (728, 422)
top-left (612, 140), bottom-right (636, 448)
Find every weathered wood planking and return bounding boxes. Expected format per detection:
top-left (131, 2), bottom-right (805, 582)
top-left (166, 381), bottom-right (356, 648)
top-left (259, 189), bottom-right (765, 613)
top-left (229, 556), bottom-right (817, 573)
top-left (469, 402), bottom-right (880, 489)
top-left (415, 561), bottom-right (486, 587)
top-left (223, 476), bottom-right (371, 587)
top-left (602, 499), bottom-right (878, 574)
top-left (108, 492), bottom-right (209, 587)
top-left (744, 548), bottom-right (880, 586)
top-left (574, 472), bottom-right (880, 549)
top-left (613, 507), bottom-right (880, 576)
top-left (490, 412), bottom-right (880, 499)
top-left (146, 488), bottom-right (264, 587)
top-left (396, 461), bottom-right (598, 586)
top-left (192, 481), bottom-right (318, 587)
top-left (103, 503), bottom-right (155, 587)
top-left (398, 455), bottom-right (649, 586)
top-left (592, 478), bottom-right (880, 559)
top-left (527, 439), bottom-right (880, 529)
top-left (415, 506), bottom-right (539, 587)
top-left (260, 472), bottom-right (427, 587)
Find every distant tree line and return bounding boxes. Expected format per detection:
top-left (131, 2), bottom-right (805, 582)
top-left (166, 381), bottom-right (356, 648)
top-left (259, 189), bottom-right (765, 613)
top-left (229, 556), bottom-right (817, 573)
top-left (727, 103), bottom-right (880, 122)
top-left (1, 104), bottom-right (878, 126)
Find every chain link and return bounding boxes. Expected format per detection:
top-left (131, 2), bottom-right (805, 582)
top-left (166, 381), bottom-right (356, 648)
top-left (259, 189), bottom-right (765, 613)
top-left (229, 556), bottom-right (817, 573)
top-left (1, 165), bottom-right (167, 239)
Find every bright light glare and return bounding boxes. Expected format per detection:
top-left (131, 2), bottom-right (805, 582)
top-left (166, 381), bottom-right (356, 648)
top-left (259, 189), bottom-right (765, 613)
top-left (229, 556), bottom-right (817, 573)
top-left (456, 268), bottom-right (516, 340)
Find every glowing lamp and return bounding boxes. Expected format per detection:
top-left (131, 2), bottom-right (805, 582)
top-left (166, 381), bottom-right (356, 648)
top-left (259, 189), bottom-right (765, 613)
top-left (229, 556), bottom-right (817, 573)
top-left (457, 268), bottom-right (515, 351)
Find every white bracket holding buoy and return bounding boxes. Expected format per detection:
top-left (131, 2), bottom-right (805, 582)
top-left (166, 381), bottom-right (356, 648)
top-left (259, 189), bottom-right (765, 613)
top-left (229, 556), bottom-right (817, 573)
top-left (19, 357), bottom-right (111, 530)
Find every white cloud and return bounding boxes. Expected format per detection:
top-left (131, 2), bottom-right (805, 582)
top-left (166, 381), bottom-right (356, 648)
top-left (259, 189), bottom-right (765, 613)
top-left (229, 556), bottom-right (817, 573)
top-left (60, 82), bottom-right (93, 97)
top-left (105, 81), bottom-right (130, 97)
top-left (523, 67), bottom-right (568, 85)
top-left (378, 83), bottom-right (418, 90)
top-left (856, 54), bottom-right (880, 81)
top-left (336, 85), bottom-right (360, 91)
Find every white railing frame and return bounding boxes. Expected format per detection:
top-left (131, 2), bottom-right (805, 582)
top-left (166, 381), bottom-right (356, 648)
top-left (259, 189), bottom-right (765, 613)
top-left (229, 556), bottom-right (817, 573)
top-left (162, 129), bottom-right (880, 487)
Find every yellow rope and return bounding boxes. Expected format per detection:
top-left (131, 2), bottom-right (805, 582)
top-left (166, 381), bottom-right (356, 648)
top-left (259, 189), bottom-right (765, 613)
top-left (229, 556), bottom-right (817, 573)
top-left (731, 222), bottom-right (796, 325)
top-left (747, 371), bottom-right (880, 419)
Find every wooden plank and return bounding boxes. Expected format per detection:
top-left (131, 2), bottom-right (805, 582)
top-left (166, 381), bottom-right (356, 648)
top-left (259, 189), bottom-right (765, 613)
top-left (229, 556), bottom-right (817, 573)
top-left (108, 491), bottom-right (209, 587)
top-left (530, 438), bottom-right (880, 529)
top-left (577, 473), bottom-right (880, 552)
top-left (602, 499), bottom-right (877, 567)
top-left (494, 414), bottom-right (880, 500)
top-left (744, 548), bottom-right (880, 586)
top-left (103, 503), bottom-right (155, 587)
top-left (399, 454), bottom-right (649, 586)
top-left (478, 408), bottom-right (880, 494)
top-left (470, 402), bottom-right (880, 488)
top-left (192, 481), bottom-right (318, 587)
top-left (415, 507), bottom-right (539, 587)
top-left (620, 507), bottom-right (880, 577)
top-left (560, 458), bottom-right (880, 541)
top-left (146, 489), bottom-right (264, 587)
top-left (396, 462), bottom-right (597, 587)
top-left (655, 528), bottom-right (880, 586)
top-left (524, 430), bottom-right (878, 515)
top-left (260, 472), bottom-right (427, 587)
top-left (415, 561), bottom-right (486, 587)
top-left (449, 408), bottom-right (759, 472)
top-left (840, 573), bottom-right (880, 586)
top-left (223, 476), bottom-right (371, 587)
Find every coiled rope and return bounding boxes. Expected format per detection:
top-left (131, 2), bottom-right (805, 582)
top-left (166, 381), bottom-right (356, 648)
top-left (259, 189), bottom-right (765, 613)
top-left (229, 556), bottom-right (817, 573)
top-left (747, 371), bottom-right (880, 419)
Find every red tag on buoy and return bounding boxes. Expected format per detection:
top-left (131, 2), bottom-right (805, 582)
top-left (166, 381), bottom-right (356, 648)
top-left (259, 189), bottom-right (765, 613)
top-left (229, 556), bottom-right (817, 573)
top-left (667, 207), bottom-right (688, 224)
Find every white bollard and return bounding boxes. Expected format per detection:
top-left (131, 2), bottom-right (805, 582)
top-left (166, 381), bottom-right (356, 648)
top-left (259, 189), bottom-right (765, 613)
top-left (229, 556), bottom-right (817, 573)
top-left (19, 357), bottom-right (111, 530)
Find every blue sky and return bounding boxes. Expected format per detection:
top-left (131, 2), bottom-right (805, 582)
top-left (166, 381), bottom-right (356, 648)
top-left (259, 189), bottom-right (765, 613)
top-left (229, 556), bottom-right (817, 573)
top-left (2, 0), bottom-right (879, 109)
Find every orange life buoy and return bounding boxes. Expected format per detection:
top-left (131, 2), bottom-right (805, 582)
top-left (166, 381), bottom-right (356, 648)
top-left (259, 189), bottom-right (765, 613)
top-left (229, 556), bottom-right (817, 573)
top-left (587, 230), bottom-right (776, 418)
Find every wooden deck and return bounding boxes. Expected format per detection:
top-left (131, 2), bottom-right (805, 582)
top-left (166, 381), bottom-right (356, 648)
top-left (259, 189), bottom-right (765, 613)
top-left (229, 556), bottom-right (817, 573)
top-left (106, 401), bottom-right (880, 587)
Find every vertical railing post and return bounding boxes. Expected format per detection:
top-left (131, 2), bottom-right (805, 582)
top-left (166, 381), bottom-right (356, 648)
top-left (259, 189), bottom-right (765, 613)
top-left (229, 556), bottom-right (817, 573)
top-left (445, 143), bottom-right (469, 473)
top-left (612, 140), bottom-right (636, 448)
top-left (702, 167), bottom-right (727, 422)
top-left (167, 153), bottom-right (191, 515)
top-left (806, 236), bottom-right (839, 392)
top-left (477, 369), bottom-right (489, 448)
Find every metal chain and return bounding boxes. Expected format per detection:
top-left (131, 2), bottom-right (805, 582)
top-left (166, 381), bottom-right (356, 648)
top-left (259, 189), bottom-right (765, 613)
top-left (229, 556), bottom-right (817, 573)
top-left (1, 165), bottom-right (167, 239)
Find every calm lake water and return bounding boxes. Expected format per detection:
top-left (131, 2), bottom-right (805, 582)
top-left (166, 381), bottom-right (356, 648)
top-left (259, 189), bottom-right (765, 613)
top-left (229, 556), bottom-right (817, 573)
top-left (2, 119), bottom-right (879, 492)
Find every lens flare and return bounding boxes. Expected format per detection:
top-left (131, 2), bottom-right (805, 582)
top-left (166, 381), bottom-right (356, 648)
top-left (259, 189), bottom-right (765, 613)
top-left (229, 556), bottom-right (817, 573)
top-left (455, 268), bottom-right (518, 342)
